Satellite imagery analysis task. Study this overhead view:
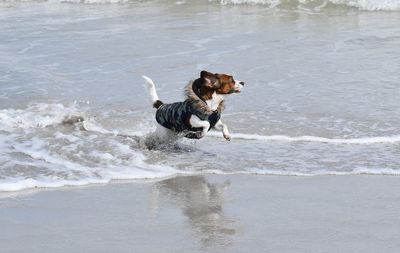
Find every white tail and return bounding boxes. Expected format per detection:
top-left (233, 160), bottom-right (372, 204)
top-left (142, 75), bottom-right (160, 103)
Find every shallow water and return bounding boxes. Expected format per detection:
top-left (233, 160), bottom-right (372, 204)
top-left (1, 1), bottom-right (400, 191)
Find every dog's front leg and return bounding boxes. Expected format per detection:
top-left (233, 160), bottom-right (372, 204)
top-left (189, 115), bottom-right (210, 139)
top-left (214, 119), bottom-right (231, 141)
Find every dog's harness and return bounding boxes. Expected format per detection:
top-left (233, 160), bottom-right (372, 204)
top-left (155, 80), bottom-right (222, 137)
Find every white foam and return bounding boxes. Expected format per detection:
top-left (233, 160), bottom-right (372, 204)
top-left (207, 132), bottom-right (400, 144)
top-left (0, 178), bottom-right (109, 192)
top-left (2, 164), bottom-right (399, 192)
top-left (154, 167), bottom-right (400, 177)
top-left (1, 102), bottom-right (399, 193)
top-left (1, 166), bottom-right (399, 192)
top-left (0, 102), bottom-right (114, 136)
top-left (242, 167), bottom-right (400, 176)
top-left (2, 0), bottom-right (399, 11)
top-left (0, 102), bottom-right (182, 192)
top-left (0, 103), bottom-right (84, 131)
top-left (0, 167), bottom-right (181, 192)
top-left (330, 0), bottom-right (400, 10)
top-left (0, 154), bottom-right (181, 192)
top-left (220, 0), bottom-right (400, 11)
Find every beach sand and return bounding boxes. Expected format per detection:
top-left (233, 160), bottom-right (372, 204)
top-left (1, 175), bottom-right (400, 253)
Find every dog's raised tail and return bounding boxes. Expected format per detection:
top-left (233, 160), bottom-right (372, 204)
top-left (142, 75), bottom-right (163, 109)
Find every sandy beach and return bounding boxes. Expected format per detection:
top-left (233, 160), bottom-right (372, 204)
top-left (1, 175), bottom-right (400, 253)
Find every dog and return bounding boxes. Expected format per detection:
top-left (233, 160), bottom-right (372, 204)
top-left (142, 70), bottom-right (244, 143)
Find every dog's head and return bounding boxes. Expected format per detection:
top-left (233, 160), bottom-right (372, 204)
top-left (200, 70), bottom-right (244, 95)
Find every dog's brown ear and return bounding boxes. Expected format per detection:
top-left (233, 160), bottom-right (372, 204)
top-left (200, 70), bottom-right (219, 88)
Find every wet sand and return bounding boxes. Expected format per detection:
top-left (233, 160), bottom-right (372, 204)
top-left (1, 175), bottom-right (400, 253)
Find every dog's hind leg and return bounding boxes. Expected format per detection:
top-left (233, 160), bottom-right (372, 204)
top-left (154, 124), bottom-right (179, 143)
top-left (142, 124), bottom-right (180, 149)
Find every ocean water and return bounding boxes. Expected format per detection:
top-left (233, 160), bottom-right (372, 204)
top-left (1, 0), bottom-right (400, 191)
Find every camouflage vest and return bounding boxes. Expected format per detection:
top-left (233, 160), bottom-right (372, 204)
top-left (155, 99), bottom-right (221, 133)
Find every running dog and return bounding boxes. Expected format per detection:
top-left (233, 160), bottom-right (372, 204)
top-left (142, 70), bottom-right (244, 142)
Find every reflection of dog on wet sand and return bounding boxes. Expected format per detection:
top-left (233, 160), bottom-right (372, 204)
top-left (150, 176), bottom-right (235, 246)
top-left (143, 71), bottom-right (244, 144)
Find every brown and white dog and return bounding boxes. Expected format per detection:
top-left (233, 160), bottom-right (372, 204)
top-left (143, 71), bottom-right (244, 143)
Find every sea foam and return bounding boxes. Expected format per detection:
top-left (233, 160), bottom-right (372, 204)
top-left (3, 0), bottom-right (400, 11)
top-left (0, 103), bottom-right (177, 192)
top-left (0, 103), bottom-right (84, 131)
top-left (1, 102), bottom-right (399, 193)
top-left (207, 132), bottom-right (400, 144)
top-left (220, 0), bottom-right (400, 11)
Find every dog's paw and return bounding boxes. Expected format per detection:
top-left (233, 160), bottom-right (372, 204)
top-left (224, 134), bottom-right (231, 141)
top-left (195, 131), bottom-right (205, 139)
top-left (185, 131), bottom-right (204, 139)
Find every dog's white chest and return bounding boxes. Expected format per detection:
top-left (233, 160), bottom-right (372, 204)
top-left (206, 92), bottom-right (224, 111)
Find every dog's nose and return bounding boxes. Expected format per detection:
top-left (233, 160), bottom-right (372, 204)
top-left (239, 81), bottom-right (244, 86)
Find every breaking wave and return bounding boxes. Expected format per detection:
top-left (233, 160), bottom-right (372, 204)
top-left (207, 132), bottom-right (400, 144)
top-left (1, 0), bottom-right (400, 11)
top-left (220, 0), bottom-right (400, 11)
top-left (1, 102), bottom-right (400, 193)
top-left (0, 103), bottom-right (180, 192)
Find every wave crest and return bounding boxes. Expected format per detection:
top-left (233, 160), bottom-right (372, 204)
top-left (2, 0), bottom-right (400, 11)
top-left (221, 0), bottom-right (400, 11)
top-left (0, 103), bottom-right (85, 131)
top-left (208, 132), bottom-right (400, 144)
